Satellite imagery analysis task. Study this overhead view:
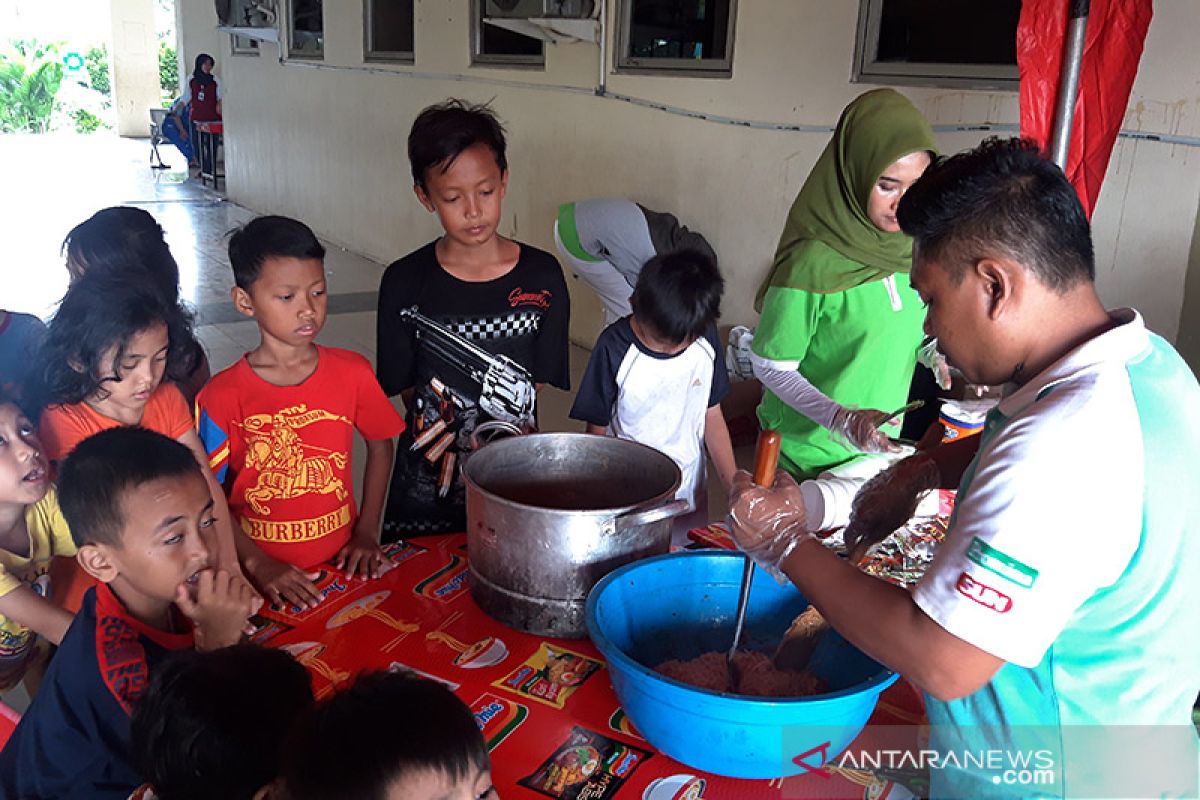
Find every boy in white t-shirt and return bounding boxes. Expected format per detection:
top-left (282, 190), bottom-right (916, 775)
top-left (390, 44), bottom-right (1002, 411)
top-left (570, 249), bottom-right (736, 546)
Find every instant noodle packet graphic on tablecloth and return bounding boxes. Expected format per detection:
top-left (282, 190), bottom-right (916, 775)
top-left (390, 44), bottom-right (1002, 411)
top-left (413, 552), bottom-right (470, 603)
top-left (469, 692), bottom-right (529, 751)
top-left (518, 726), bottom-right (651, 799)
top-left (493, 642), bottom-right (603, 709)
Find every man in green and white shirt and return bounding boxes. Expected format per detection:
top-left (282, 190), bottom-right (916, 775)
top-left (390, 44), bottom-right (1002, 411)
top-left (729, 138), bottom-right (1200, 798)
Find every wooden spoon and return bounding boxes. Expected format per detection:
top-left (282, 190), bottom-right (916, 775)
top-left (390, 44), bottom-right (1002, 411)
top-left (726, 430), bottom-right (782, 691)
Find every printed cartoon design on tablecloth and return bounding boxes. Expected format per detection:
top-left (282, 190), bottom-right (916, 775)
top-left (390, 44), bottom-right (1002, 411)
top-left (381, 539), bottom-right (424, 567)
top-left (247, 615), bottom-right (293, 644)
top-left (281, 641), bottom-right (349, 698)
top-left (469, 692), bottom-right (529, 752)
top-left (820, 767), bottom-right (918, 800)
top-left (237, 406), bottom-right (351, 515)
top-left (386, 660), bottom-right (460, 691)
top-left (518, 726), bottom-right (651, 799)
top-left (325, 590), bottom-right (419, 652)
top-left (642, 774), bottom-right (707, 800)
top-left (493, 642), bottom-right (602, 709)
top-left (413, 552), bottom-right (469, 603)
top-left (259, 569), bottom-right (354, 623)
top-left (607, 708), bottom-right (645, 741)
top-left (426, 610), bottom-right (509, 669)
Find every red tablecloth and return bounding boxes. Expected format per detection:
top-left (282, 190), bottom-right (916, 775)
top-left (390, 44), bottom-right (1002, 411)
top-left (252, 535), bottom-right (926, 799)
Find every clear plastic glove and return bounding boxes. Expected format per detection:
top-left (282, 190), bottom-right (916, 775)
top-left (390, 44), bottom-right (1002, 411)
top-left (917, 337), bottom-right (953, 391)
top-left (842, 453), bottom-right (940, 562)
top-left (727, 469), bottom-right (812, 583)
top-left (829, 407), bottom-right (903, 454)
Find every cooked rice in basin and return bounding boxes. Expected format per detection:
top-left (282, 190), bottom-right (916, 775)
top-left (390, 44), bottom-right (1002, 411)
top-left (656, 651), bottom-right (825, 698)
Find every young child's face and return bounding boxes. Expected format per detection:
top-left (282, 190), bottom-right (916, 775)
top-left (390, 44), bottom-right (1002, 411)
top-left (81, 471), bottom-right (217, 619)
top-left (234, 256), bottom-right (328, 348)
top-left (415, 142), bottom-right (508, 250)
top-left (385, 767), bottom-right (497, 800)
top-left (0, 403), bottom-right (49, 507)
top-left (92, 322), bottom-right (169, 415)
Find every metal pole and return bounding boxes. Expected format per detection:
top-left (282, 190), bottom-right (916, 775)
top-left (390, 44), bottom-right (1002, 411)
top-left (1049, 0), bottom-right (1091, 168)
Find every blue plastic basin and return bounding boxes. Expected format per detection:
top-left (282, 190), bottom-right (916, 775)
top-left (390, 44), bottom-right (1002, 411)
top-left (585, 551), bottom-right (898, 779)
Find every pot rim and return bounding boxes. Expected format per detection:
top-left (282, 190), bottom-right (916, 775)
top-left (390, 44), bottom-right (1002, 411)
top-left (462, 432), bottom-right (682, 517)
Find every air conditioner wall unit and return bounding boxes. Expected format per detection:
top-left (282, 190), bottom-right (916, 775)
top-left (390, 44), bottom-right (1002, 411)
top-left (484, 0), bottom-right (596, 19)
top-left (215, 0), bottom-right (277, 28)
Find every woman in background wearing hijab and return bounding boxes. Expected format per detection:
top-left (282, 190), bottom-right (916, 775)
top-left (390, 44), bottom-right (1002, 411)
top-left (166, 53), bottom-right (221, 169)
top-left (751, 89), bottom-right (937, 478)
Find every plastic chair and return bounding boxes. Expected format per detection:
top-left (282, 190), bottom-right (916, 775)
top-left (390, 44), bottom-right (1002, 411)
top-left (149, 108), bottom-right (171, 170)
top-left (0, 700), bottom-right (21, 749)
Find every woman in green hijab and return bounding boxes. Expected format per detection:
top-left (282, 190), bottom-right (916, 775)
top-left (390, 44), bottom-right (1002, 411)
top-left (752, 88), bottom-right (937, 478)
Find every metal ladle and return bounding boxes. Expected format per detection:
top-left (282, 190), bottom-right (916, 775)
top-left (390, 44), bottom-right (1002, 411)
top-left (726, 430), bottom-right (782, 691)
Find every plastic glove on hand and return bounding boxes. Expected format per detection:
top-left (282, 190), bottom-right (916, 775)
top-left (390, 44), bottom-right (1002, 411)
top-left (917, 337), bottom-right (953, 391)
top-left (842, 453), bottom-right (939, 563)
top-left (830, 407), bottom-right (903, 454)
top-left (728, 469), bottom-right (811, 583)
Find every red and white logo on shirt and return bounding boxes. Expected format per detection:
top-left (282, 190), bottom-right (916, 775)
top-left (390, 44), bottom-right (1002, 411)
top-left (956, 571), bottom-right (1013, 613)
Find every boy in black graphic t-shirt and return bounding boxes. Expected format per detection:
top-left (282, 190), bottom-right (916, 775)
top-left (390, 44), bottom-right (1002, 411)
top-left (376, 100), bottom-right (570, 537)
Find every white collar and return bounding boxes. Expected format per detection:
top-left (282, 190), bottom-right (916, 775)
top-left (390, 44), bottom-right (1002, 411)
top-left (996, 308), bottom-right (1148, 418)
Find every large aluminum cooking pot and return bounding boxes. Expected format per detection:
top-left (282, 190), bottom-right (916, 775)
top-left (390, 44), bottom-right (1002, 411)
top-left (463, 433), bottom-right (689, 638)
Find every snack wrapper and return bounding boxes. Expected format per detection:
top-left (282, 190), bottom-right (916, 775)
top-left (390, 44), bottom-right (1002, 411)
top-left (494, 643), bottom-right (603, 709)
top-left (518, 726), bottom-right (651, 798)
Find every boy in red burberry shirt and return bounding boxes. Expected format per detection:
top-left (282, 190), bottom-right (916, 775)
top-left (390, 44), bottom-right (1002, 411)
top-left (197, 216), bottom-right (405, 612)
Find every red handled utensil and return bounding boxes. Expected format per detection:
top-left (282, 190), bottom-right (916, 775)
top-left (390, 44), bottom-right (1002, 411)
top-left (725, 430), bottom-right (782, 690)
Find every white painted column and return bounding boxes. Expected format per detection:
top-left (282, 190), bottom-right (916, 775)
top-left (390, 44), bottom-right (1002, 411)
top-left (108, 0), bottom-right (161, 137)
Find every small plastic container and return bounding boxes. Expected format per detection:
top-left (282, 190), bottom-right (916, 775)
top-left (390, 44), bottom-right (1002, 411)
top-left (939, 399), bottom-right (994, 443)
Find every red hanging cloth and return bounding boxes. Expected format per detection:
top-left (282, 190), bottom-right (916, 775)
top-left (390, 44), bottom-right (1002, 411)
top-left (1017, 0), bottom-right (1153, 218)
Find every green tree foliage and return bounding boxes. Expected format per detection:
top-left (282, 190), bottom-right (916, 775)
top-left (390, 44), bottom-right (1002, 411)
top-left (0, 39), bottom-right (65, 133)
top-left (85, 44), bottom-right (110, 96)
top-left (71, 107), bottom-right (104, 133)
top-left (158, 41), bottom-right (178, 93)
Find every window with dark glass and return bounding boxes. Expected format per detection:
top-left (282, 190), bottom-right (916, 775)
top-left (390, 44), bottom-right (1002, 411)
top-left (366, 0), bottom-right (415, 61)
top-left (616, 0), bottom-right (736, 75)
top-left (855, 0), bottom-right (1020, 88)
top-left (290, 0), bottom-right (325, 58)
top-left (473, 0), bottom-right (546, 67)
top-left (231, 34), bottom-right (259, 56)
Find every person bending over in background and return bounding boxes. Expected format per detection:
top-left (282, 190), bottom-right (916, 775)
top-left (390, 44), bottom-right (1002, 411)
top-left (554, 197), bottom-right (717, 333)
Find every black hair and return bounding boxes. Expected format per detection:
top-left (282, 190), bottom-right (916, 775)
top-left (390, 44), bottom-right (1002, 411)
top-left (193, 53), bottom-right (215, 83)
top-left (227, 215), bottom-right (326, 291)
top-left (62, 206), bottom-right (181, 303)
top-left (629, 248), bottom-right (724, 345)
top-left (58, 426), bottom-right (202, 547)
top-left (26, 270), bottom-right (199, 414)
top-left (131, 644), bottom-right (314, 800)
top-left (896, 137), bottom-right (1094, 289)
top-left (284, 671), bottom-right (489, 800)
top-left (0, 386), bottom-right (21, 424)
top-left (408, 99), bottom-right (508, 191)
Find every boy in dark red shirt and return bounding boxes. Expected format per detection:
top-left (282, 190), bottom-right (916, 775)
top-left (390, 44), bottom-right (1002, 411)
top-left (197, 216), bottom-right (405, 611)
top-left (0, 427), bottom-right (257, 799)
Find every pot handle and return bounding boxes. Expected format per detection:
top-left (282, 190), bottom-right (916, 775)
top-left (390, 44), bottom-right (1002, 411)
top-left (611, 499), bottom-right (691, 532)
